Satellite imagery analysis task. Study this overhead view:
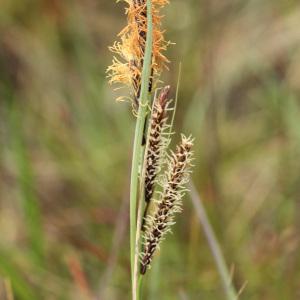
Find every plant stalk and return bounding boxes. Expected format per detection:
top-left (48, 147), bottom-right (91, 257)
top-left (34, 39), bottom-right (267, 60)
top-left (130, 0), bottom-right (153, 299)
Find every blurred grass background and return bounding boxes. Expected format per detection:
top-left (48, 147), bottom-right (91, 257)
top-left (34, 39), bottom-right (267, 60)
top-left (1, 0), bottom-right (300, 299)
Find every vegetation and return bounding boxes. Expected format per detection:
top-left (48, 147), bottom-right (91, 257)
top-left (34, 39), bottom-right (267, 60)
top-left (1, 0), bottom-right (300, 299)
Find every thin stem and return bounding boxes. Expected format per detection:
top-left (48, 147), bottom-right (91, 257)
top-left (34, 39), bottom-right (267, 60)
top-left (130, 89), bottom-right (146, 299)
top-left (189, 181), bottom-right (238, 300)
top-left (169, 62), bottom-right (182, 135)
top-left (148, 253), bottom-right (161, 300)
top-left (133, 180), bottom-right (146, 298)
top-left (130, 0), bottom-right (153, 299)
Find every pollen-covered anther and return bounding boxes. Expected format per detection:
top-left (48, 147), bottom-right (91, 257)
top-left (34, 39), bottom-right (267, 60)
top-left (140, 134), bottom-right (194, 275)
top-left (107, 0), bottom-right (170, 111)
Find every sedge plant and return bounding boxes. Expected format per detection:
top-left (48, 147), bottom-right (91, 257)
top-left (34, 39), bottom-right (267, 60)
top-left (107, 0), bottom-right (195, 298)
top-left (107, 1), bottom-right (240, 299)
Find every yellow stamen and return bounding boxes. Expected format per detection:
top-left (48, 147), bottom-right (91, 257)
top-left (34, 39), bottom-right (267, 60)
top-left (107, 0), bottom-right (170, 111)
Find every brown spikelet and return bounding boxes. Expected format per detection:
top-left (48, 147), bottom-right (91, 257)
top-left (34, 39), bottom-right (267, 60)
top-left (140, 135), bottom-right (194, 275)
top-left (144, 85), bottom-right (171, 204)
top-left (107, 0), bottom-right (169, 111)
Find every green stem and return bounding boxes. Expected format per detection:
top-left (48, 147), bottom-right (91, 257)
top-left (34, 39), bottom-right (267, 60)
top-left (130, 0), bottom-right (153, 299)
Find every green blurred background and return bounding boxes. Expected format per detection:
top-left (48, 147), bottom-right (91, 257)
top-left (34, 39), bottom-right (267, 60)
top-left (1, 0), bottom-right (300, 299)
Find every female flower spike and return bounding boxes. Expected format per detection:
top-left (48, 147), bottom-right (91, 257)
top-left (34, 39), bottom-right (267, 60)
top-left (107, 0), bottom-right (169, 111)
top-left (141, 135), bottom-right (194, 274)
top-left (144, 85), bottom-right (171, 204)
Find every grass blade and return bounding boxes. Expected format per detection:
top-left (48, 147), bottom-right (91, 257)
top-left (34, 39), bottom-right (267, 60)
top-left (189, 181), bottom-right (238, 300)
top-left (130, 0), bottom-right (153, 298)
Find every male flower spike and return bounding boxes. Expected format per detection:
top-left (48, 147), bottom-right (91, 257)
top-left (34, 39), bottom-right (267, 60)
top-left (107, 0), bottom-right (169, 111)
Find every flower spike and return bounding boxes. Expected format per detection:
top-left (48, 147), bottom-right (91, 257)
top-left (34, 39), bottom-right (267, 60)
top-left (141, 135), bottom-right (194, 275)
top-left (107, 0), bottom-right (170, 112)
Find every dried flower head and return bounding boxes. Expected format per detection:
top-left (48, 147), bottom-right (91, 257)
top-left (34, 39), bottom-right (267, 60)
top-left (141, 135), bottom-right (194, 274)
top-left (107, 0), bottom-right (169, 111)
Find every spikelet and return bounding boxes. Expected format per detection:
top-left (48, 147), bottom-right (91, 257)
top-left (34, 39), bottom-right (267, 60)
top-left (144, 85), bottom-right (171, 204)
top-left (107, 0), bottom-right (169, 111)
top-left (140, 135), bottom-right (194, 275)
